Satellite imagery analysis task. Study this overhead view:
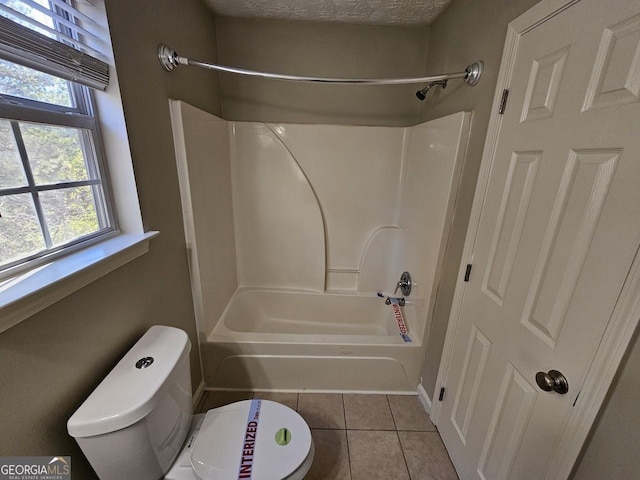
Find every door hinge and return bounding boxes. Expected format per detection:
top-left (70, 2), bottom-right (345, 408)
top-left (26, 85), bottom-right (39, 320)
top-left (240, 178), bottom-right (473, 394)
top-left (439, 387), bottom-right (446, 402)
top-left (464, 264), bottom-right (473, 282)
top-left (498, 89), bottom-right (509, 114)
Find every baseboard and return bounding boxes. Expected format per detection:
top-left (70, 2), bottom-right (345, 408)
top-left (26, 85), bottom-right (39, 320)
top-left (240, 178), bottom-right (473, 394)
top-left (192, 380), bottom-right (206, 409)
top-left (204, 387), bottom-right (418, 395)
top-left (417, 383), bottom-right (432, 415)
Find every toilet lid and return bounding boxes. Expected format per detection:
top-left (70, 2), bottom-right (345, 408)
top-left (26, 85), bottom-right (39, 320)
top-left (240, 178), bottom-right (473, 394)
top-left (191, 400), bottom-right (312, 480)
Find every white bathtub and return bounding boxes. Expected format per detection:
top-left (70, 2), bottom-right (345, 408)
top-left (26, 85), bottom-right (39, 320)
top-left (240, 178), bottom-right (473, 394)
top-left (203, 289), bottom-right (424, 393)
top-left (222, 289), bottom-right (413, 337)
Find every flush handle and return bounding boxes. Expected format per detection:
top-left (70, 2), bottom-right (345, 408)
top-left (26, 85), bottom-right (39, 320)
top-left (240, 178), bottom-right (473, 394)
top-left (136, 357), bottom-right (154, 369)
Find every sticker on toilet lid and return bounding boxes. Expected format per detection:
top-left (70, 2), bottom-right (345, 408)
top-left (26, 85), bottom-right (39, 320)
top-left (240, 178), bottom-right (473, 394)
top-left (390, 298), bottom-right (412, 343)
top-left (238, 399), bottom-right (262, 479)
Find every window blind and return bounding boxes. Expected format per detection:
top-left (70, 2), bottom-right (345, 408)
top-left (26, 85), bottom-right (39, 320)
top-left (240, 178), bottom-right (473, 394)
top-left (0, 0), bottom-right (109, 90)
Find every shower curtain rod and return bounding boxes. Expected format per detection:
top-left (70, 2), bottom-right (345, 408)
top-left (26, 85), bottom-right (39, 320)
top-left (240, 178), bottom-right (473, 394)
top-left (157, 45), bottom-right (484, 87)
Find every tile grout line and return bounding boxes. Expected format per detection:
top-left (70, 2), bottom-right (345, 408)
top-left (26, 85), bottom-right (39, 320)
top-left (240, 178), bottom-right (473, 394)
top-left (386, 395), bottom-right (399, 431)
top-left (396, 429), bottom-right (413, 480)
top-left (311, 427), bottom-right (399, 431)
top-left (342, 393), bottom-right (349, 430)
top-left (389, 395), bottom-right (412, 480)
top-left (297, 426), bottom-right (440, 432)
top-left (342, 394), bottom-right (353, 480)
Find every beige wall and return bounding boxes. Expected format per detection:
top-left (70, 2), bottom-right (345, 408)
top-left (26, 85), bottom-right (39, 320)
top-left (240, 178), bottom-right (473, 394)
top-left (215, 17), bottom-right (430, 126)
top-left (418, 0), bottom-right (541, 396)
top-left (0, 0), bottom-right (220, 478)
top-left (570, 332), bottom-right (640, 479)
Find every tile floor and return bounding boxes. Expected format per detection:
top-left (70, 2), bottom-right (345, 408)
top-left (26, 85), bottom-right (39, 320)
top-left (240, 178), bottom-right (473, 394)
top-left (196, 391), bottom-right (458, 480)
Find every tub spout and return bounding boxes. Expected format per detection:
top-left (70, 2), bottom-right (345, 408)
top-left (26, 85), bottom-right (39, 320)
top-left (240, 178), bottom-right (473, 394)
top-left (385, 297), bottom-right (405, 306)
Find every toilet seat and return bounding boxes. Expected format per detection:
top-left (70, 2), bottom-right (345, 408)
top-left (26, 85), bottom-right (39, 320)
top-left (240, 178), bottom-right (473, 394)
top-left (190, 400), bottom-right (314, 480)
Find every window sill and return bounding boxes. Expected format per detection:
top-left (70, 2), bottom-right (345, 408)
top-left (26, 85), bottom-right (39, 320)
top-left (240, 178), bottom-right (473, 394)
top-left (0, 231), bottom-right (159, 333)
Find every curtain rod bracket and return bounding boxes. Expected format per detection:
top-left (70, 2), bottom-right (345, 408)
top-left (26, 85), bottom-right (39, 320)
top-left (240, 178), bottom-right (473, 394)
top-left (158, 44), bottom-right (179, 72)
top-left (464, 61), bottom-right (483, 86)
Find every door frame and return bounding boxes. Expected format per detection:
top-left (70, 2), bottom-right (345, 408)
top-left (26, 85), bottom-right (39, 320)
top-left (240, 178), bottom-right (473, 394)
top-left (430, 1), bottom-right (640, 478)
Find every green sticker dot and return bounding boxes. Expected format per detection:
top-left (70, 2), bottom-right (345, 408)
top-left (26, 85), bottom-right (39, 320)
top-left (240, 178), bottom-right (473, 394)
top-left (275, 427), bottom-right (292, 446)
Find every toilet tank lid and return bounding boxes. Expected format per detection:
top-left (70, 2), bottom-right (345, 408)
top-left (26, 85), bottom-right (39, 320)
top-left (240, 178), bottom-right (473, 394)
top-left (67, 325), bottom-right (191, 438)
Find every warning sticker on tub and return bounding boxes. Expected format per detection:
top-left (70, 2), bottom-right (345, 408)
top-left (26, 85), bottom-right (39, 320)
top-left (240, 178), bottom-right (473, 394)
top-left (390, 298), bottom-right (412, 343)
top-left (238, 399), bottom-right (262, 479)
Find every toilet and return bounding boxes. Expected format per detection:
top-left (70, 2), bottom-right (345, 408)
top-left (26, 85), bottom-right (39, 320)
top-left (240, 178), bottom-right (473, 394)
top-left (67, 325), bottom-right (314, 480)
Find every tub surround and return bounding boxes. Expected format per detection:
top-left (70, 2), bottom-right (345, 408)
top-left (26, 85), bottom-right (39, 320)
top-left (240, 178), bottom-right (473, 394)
top-left (171, 101), bottom-right (470, 392)
top-left (171, 103), bottom-right (237, 337)
top-left (232, 122), bottom-right (327, 291)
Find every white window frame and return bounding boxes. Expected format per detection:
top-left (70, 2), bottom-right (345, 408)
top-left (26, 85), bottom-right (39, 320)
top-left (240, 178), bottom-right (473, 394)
top-left (0, 75), bottom-right (117, 278)
top-left (0, 0), bottom-right (158, 333)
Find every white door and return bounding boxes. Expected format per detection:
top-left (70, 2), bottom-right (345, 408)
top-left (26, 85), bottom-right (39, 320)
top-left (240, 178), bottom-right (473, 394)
top-left (435, 1), bottom-right (640, 479)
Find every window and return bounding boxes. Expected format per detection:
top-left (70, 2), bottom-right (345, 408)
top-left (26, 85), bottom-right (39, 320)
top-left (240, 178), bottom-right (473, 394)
top-left (0, 0), bottom-right (154, 333)
top-left (0, 61), bottom-right (115, 276)
top-left (0, 0), bottom-right (115, 278)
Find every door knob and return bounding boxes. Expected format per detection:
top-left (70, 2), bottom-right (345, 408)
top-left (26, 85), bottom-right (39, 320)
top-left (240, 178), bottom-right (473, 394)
top-left (535, 370), bottom-right (569, 394)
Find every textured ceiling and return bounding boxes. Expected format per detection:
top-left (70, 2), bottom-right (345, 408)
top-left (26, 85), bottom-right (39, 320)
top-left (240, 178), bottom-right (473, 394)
top-left (203, 0), bottom-right (453, 26)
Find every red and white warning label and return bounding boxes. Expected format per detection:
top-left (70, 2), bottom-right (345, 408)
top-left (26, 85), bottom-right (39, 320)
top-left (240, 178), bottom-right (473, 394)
top-left (390, 298), bottom-right (412, 343)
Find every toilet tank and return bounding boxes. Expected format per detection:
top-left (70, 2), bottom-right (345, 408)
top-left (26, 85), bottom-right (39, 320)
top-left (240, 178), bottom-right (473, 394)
top-left (67, 326), bottom-right (193, 480)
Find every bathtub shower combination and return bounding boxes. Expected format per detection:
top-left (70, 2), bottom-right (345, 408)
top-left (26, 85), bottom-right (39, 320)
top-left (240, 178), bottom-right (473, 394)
top-left (170, 101), bottom-right (471, 393)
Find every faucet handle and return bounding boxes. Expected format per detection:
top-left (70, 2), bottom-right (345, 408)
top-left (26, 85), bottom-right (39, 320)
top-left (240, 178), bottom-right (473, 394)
top-left (395, 271), bottom-right (412, 297)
